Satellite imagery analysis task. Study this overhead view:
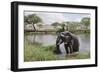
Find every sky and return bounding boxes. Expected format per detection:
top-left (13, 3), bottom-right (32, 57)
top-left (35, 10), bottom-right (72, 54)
top-left (24, 11), bottom-right (90, 25)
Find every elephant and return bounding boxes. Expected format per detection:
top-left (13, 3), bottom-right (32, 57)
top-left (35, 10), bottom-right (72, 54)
top-left (55, 31), bottom-right (79, 54)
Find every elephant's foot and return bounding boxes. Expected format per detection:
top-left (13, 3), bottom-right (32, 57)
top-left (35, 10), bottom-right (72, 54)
top-left (66, 52), bottom-right (79, 56)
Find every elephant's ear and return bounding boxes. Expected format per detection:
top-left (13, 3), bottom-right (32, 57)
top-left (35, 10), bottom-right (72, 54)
top-left (57, 39), bottom-right (63, 45)
top-left (56, 35), bottom-right (63, 45)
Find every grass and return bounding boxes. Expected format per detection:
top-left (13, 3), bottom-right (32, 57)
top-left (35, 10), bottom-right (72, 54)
top-left (24, 40), bottom-right (58, 62)
top-left (24, 40), bottom-right (90, 62)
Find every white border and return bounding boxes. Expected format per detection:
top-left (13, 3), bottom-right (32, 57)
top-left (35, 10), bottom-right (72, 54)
top-left (18, 5), bottom-right (96, 68)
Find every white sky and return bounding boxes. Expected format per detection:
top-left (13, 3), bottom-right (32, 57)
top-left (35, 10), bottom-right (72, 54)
top-left (24, 11), bottom-right (90, 25)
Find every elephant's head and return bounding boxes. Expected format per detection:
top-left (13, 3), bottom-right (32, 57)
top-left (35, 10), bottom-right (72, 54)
top-left (56, 31), bottom-right (72, 45)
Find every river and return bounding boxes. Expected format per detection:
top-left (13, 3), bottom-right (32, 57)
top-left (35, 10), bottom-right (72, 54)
top-left (25, 33), bottom-right (90, 55)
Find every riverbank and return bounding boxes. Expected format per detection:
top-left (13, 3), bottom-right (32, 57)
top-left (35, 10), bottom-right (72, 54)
top-left (24, 30), bottom-right (90, 36)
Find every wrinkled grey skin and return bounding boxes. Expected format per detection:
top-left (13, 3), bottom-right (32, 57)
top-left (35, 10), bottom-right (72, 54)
top-left (55, 31), bottom-right (79, 54)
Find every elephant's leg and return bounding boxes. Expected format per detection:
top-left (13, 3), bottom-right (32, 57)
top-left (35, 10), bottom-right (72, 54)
top-left (64, 44), bottom-right (69, 54)
top-left (69, 44), bottom-right (73, 54)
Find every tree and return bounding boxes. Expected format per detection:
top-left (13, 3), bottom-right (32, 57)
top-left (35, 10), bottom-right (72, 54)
top-left (56, 22), bottom-right (66, 33)
top-left (51, 22), bottom-right (60, 26)
top-left (24, 16), bottom-right (28, 24)
top-left (66, 22), bottom-right (80, 31)
top-left (24, 14), bottom-right (42, 31)
top-left (37, 23), bottom-right (43, 28)
top-left (60, 22), bottom-right (65, 32)
top-left (81, 17), bottom-right (90, 29)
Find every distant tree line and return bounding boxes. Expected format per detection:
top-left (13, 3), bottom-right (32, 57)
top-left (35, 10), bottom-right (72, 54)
top-left (24, 14), bottom-right (90, 32)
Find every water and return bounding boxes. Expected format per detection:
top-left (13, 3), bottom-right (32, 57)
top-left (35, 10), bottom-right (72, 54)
top-left (25, 33), bottom-right (90, 54)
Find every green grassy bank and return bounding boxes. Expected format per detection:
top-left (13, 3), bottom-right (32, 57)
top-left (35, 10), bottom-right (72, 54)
top-left (24, 40), bottom-right (90, 62)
